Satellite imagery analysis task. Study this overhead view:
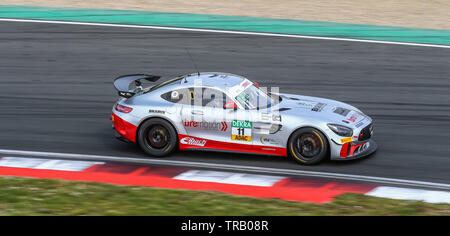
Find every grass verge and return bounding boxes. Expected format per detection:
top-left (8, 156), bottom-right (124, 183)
top-left (0, 176), bottom-right (448, 216)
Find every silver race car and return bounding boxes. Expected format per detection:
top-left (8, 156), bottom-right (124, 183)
top-left (111, 72), bottom-right (376, 165)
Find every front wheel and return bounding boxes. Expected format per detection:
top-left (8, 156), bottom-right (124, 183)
top-left (137, 118), bottom-right (178, 157)
top-left (288, 127), bottom-right (329, 165)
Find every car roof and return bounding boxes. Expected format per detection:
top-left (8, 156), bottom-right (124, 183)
top-left (181, 72), bottom-right (248, 90)
top-left (144, 72), bottom-right (250, 95)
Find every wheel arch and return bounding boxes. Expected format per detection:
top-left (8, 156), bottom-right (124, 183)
top-left (136, 115), bottom-right (180, 145)
top-left (286, 125), bottom-right (331, 159)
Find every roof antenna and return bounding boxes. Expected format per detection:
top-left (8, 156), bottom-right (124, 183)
top-left (185, 48), bottom-right (200, 77)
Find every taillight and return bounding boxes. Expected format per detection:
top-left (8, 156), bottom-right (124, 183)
top-left (115, 103), bottom-right (133, 113)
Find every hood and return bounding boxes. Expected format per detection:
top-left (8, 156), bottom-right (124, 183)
top-left (275, 93), bottom-right (371, 127)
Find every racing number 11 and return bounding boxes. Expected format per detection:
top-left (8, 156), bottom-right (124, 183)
top-left (237, 128), bottom-right (244, 135)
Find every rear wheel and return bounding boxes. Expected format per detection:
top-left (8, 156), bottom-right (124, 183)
top-left (288, 127), bottom-right (328, 165)
top-left (137, 118), bottom-right (177, 157)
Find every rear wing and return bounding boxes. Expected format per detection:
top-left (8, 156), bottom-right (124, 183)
top-left (114, 74), bottom-right (161, 98)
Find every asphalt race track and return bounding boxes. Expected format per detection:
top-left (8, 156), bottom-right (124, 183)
top-left (1, 21), bottom-right (449, 184)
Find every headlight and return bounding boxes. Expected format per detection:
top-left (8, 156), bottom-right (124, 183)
top-left (327, 124), bottom-right (353, 137)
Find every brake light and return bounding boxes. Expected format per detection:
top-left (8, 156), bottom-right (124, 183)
top-left (115, 104), bottom-right (133, 113)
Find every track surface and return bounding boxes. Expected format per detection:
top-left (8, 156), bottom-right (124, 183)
top-left (1, 21), bottom-right (449, 184)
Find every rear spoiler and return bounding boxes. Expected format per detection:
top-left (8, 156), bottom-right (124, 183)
top-left (114, 74), bottom-right (161, 98)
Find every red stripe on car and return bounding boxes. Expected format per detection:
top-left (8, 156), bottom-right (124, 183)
top-left (178, 134), bottom-right (287, 156)
top-left (112, 112), bottom-right (138, 142)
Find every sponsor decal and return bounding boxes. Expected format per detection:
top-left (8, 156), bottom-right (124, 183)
top-left (355, 121), bottom-right (365, 128)
top-left (232, 120), bottom-right (252, 129)
top-left (239, 79), bottom-right (252, 89)
top-left (231, 120), bottom-right (252, 142)
top-left (235, 92), bottom-right (249, 106)
top-left (340, 137), bottom-right (353, 144)
top-left (261, 113), bottom-right (282, 122)
top-left (184, 119), bottom-right (228, 131)
top-left (220, 122), bottom-right (228, 131)
top-left (260, 135), bottom-right (281, 145)
top-left (184, 119), bottom-right (198, 128)
top-left (227, 79), bottom-right (253, 99)
top-left (149, 109), bottom-right (165, 114)
top-left (180, 137), bottom-right (207, 146)
top-left (347, 115), bottom-right (357, 123)
top-left (296, 101), bottom-right (315, 108)
top-left (118, 91), bottom-right (135, 98)
top-left (171, 90), bottom-right (179, 99)
top-left (295, 100), bottom-right (327, 111)
top-left (311, 103), bottom-right (326, 112)
top-left (231, 135), bottom-right (251, 142)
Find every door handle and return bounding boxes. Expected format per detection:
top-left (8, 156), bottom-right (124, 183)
top-left (191, 110), bottom-right (204, 115)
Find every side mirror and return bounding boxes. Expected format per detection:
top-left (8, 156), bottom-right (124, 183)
top-left (224, 101), bottom-right (237, 110)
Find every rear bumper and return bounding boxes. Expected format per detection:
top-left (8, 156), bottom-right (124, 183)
top-left (112, 126), bottom-right (133, 143)
top-left (111, 112), bottom-right (138, 143)
top-left (330, 139), bottom-right (377, 161)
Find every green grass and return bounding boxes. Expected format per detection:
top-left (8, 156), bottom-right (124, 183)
top-left (0, 176), bottom-right (448, 216)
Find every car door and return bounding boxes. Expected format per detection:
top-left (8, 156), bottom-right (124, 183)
top-left (180, 87), bottom-right (233, 145)
top-left (230, 83), bottom-right (283, 148)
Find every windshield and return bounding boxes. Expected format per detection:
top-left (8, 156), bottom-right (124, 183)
top-left (234, 85), bottom-right (274, 110)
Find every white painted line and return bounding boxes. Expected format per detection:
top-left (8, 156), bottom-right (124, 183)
top-left (0, 156), bottom-right (103, 172)
top-left (366, 186), bottom-right (450, 204)
top-left (0, 18), bottom-right (449, 49)
top-left (173, 170), bottom-right (286, 187)
top-left (0, 149), bottom-right (449, 190)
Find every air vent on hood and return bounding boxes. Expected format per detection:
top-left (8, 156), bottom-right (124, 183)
top-left (275, 108), bottom-right (291, 112)
top-left (334, 107), bottom-right (350, 116)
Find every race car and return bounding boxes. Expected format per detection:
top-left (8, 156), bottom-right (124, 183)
top-left (111, 72), bottom-right (376, 165)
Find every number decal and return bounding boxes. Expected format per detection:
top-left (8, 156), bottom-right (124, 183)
top-left (231, 120), bottom-right (252, 142)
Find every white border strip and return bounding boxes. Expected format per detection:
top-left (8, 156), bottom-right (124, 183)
top-left (173, 170), bottom-right (286, 187)
top-left (0, 156), bottom-right (103, 172)
top-left (366, 186), bottom-right (450, 204)
top-left (1, 18), bottom-right (450, 49)
top-left (0, 149), bottom-right (449, 190)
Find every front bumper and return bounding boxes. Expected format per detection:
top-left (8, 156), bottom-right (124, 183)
top-left (330, 139), bottom-right (377, 161)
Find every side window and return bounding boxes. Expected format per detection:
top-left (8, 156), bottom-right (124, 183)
top-left (191, 87), bottom-right (203, 107)
top-left (202, 88), bottom-right (232, 108)
top-left (161, 88), bottom-right (190, 105)
top-left (163, 87), bottom-right (232, 108)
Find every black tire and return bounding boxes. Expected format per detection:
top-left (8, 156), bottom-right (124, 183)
top-left (288, 127), bottom-right (329, 165)
top-left (137, 118), bottom-right (178, 157)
